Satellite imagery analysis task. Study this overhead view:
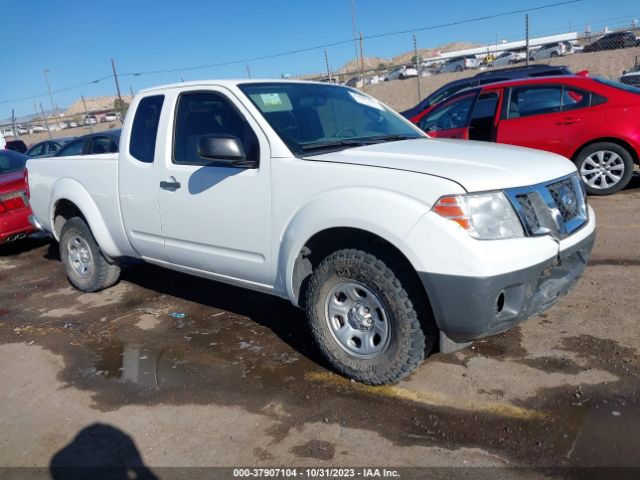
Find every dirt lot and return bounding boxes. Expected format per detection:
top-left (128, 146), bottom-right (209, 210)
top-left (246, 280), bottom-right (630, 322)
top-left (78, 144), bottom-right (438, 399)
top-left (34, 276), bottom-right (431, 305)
top-left (0, 173), bottom-right (639, 477)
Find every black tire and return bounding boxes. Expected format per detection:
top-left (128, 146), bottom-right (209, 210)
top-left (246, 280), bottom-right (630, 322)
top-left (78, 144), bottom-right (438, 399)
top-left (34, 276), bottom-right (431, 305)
top-left (305, 248), bottom-right (435, 385)
top-left (59, 217), bottom-right (121, 292)
top-left (551, 51), bottom-right (559, 57)
top-left (574, 142), bottom-right (635, 196)
top-left (455, 66), bottom-right (463, 72)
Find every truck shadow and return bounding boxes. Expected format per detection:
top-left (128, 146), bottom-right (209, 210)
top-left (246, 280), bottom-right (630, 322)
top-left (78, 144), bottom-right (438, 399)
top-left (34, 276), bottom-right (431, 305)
top-left (119, 262), bottom-right (328, 368)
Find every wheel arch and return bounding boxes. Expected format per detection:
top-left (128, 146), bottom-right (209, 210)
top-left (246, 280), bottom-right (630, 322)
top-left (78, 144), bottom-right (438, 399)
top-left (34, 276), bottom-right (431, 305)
top-left (49, 178), bottom-right (123, 258)
top-left (571, 137), bottom-right (639, 165)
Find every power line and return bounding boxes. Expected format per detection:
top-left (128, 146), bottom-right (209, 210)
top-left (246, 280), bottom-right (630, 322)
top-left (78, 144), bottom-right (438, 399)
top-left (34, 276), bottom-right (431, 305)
top-left (0, 0), bottom-right (583, 107)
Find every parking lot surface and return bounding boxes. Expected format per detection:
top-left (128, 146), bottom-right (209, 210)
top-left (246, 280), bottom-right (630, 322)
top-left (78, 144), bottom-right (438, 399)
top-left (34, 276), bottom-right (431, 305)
top-left (0, 178), bottom-right (639, 475)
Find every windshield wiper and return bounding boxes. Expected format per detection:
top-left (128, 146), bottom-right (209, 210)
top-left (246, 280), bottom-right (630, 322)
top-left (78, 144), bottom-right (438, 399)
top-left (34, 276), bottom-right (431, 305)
top-left (366, 134), bottom-right (421, 142)
top-left (301, 135), bottom-right (421, 153)
top-left (301, 139), bottom-right (377, 152)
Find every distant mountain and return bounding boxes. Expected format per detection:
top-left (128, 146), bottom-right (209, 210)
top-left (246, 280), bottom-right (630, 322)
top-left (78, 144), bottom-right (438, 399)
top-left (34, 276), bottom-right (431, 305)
top-left (336, 41), bottom-right (481, 74)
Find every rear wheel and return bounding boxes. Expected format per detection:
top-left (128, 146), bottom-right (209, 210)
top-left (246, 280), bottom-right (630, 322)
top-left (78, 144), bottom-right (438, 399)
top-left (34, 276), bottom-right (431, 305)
top-left (59, 217), bottom-right (121, 292)
top-left (305, 248), bottom-right (435, 385)
top-left (455, 66), bottom-right (463, 72)
top-left (575, 142), bottom-right (634, 195)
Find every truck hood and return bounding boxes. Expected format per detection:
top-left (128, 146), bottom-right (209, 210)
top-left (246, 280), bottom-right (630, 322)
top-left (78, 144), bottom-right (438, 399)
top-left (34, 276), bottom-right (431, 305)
top-left (304, 138), bottom-right (576, 192)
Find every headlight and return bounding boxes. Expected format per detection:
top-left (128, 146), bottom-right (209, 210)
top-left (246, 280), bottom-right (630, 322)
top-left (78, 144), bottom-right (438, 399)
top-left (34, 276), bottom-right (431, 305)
top-left (432, 192), bottom-right (524, 240)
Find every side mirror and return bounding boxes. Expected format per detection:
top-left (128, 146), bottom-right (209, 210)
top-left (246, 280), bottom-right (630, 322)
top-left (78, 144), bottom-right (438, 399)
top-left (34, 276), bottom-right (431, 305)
top-left (197, 134), bottom-right (255, 168)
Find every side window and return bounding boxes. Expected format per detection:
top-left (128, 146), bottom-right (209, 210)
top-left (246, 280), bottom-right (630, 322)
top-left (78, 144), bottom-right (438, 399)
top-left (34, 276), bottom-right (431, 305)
top-left (508, 86), bottom-right (563, 119)
top-left (28, 143), bottom-right (44, 156)
top-left (173, 91), bottom-right (259, 165)
top-left (48, 143), bottom-right (60, 154)
top-left (419, 94), bottom-right (475, 132)
top-left (57, 139), bottom-right (85, 157)
top-left (471, 93), bottom-right (499, 121)
top-left (562, 87), bottom-right (590, 111)
top-left (130, 95), bottom-right (164, 163)
top-left (89, 136), bottom-right (117, 154)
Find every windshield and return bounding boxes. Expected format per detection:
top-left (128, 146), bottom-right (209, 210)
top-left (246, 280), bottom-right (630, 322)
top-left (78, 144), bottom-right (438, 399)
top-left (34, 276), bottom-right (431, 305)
top-left (0, 151), bottom-right (27, 175)
top-left (595, 77), bottom-right (640, 95)
top-left (239, 82), bottom-right (423, 154)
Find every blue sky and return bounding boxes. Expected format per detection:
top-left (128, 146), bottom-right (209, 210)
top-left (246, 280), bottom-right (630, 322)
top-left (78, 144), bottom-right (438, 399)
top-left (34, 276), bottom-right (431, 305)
top-left (1, 0), bottom-right (638, 119)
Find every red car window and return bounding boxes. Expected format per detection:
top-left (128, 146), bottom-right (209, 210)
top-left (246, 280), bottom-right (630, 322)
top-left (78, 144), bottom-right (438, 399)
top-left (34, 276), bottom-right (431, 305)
top-left (418, 93), bottom-right (476, 132)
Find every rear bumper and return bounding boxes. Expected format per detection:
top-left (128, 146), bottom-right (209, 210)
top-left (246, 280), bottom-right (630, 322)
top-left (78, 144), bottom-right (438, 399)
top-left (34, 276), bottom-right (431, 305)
top-left (419, 228), bottom-right (596, 343)
top-left (0, 210), bottom-right (36, 244)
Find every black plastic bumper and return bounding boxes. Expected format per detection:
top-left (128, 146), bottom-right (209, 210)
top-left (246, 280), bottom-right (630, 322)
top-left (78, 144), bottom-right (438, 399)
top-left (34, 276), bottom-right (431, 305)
top-left (419, 229), bottom-right (596, 343)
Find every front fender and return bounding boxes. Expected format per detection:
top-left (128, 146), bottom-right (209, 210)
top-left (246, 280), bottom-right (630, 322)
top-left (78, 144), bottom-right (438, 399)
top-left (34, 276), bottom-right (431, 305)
top-left (276, 187), bottom-right (431, 304)
top-left (49, 178), bottom-right (123, 258)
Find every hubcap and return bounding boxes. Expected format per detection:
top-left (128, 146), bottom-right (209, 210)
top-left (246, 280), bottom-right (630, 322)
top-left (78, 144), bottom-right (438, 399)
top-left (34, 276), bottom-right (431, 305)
top-left (325, 281), bottom-right (390, 359)
top-left (67, 236), bottom-right (93, 277)
top-left (580, 150), bottom-right (625, 190)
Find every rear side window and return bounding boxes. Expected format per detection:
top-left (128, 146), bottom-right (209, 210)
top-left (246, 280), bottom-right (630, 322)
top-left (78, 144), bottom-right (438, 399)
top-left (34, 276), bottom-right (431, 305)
top-left (562, 87), bottom-right (590, 111)
top-left (27, 143), bottom-right (45, 156)
top-left (89, 136), bottom-right (118, 154)
top-left (56, 139), bottom-right (85, 157)
top-left (508, 86), bottom-right (563, 118)
top-left (130, 95), bottom-right (164, 163)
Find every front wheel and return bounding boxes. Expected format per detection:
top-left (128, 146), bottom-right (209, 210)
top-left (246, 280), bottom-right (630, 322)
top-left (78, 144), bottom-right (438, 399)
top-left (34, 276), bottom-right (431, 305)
top-left (305, 249), bottom-right (435, 385)
top-left (59, 217), bottom-right (121, 292)
top-left (575, 142), bottom-right (634, 195)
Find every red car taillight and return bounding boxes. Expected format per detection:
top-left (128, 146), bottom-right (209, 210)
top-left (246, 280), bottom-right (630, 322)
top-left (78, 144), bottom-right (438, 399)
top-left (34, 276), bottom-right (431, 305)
top-left (0, 194), bottom-right (26, 214)
top-left (24, 168), bottom-right (30, 199)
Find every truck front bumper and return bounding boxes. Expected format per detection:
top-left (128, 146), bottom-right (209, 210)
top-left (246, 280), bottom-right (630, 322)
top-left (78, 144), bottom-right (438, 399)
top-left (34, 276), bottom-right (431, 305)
top-left (419, 227), bottom-right (596, 343)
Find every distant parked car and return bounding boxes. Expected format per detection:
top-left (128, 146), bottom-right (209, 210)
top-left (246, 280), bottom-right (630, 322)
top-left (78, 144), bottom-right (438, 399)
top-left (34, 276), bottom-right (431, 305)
top-left (83, 115), bottom-right (97, 125)
top-left (437, 56), bottom-right (480, 73)
top-left (529, 41), bottom-right (569, 61)
top-left (415, 75), bottom-right (640, 195)
top-left (401, 64), bottom-right (574, 121)
top-left (345, 76), bottom-right (363, 88)
top-left (384, 65), bottom-right (418, 81)
top-left (104, 112), bottom-right (119, 122)
top-left (583, 31), bottom-right (639, 52)
top-left (5, 140), bottom-right (28, 153)
top-left (26, 138), bottom-right (76, 158)
top-left (54, 130), bottom-right (120, 157)
top-left (1, 128), bottom-right (15, 137)
top-left (0, 149), bottom-right (35, 245)
top-left (66, 121), bottom-right (79, 128)
top-left (30, 124), bottom-right (47, 134)
top-left (620, 56), bottom-right (640, 87)
top-left (491, 51), bottom-right (526, 67)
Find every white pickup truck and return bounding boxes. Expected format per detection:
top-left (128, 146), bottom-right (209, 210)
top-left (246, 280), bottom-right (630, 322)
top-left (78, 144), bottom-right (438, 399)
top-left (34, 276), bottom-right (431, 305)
top-left (27, 80), bottom-right (596, 385)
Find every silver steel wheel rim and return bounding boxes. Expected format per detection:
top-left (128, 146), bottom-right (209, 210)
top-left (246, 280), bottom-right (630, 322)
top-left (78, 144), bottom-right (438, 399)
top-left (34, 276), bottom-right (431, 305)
top-left (324, 281), bottom-right (390, 359)
top-left (580, 150), bottom-right (625, 190)
top-left (67, 236), bottom-right (93, 277)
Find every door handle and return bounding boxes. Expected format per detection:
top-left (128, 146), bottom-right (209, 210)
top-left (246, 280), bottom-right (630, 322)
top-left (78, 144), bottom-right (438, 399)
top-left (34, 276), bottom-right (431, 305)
top-left (160, 177), bottom-right (181, 190)
top-left (556, 117), bottom-right (581, 125)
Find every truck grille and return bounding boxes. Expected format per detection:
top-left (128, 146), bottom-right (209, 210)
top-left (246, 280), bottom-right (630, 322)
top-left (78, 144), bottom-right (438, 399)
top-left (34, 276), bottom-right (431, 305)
top-left (505, 173), bottom-right (588, 239)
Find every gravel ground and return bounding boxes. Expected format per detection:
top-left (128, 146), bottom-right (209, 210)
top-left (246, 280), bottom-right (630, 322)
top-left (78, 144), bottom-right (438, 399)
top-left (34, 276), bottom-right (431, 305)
top-left (0, 176), bottom-right (638, 477)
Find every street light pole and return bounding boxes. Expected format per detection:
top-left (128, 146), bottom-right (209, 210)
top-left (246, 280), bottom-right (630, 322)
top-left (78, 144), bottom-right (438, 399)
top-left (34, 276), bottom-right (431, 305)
top-left (43, 69), bottom-right (55, 114)
top-left (351, 0), bottom-right (359, 74)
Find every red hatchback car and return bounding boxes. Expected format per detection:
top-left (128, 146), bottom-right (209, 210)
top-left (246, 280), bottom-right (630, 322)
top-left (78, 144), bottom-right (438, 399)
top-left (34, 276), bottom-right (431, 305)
top-left (414, 76), bottom-right (640, 195)
top-left (0, 150), bottom-right (35, 244)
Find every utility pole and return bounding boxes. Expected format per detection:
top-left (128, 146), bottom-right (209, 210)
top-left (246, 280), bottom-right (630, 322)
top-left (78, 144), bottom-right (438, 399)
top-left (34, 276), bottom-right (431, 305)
top-left (350, 0), bottom-right (359, 75)
top-left (246, 65), bottom-right (252, 79)
top-left (81, 96), bottom-right (93, 133)
top-left (43, 69), bottom-right (55, 114)
top-left (359, 32), bottom-right (366, 91)
top-left (39, 103), bottom-right (52, 140)
top-left (413, 33), bottom-right (422, 102)
top-left (129, 86), bottom-right (134, 98)
top-left (324, 50), bottom-right (332, 81)
top-left (525, 14), bottom-right (530, 66)
top-left (111, 58), bottom-right (125, 122)
top-left (11, 109), bottom-right (18, 140)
